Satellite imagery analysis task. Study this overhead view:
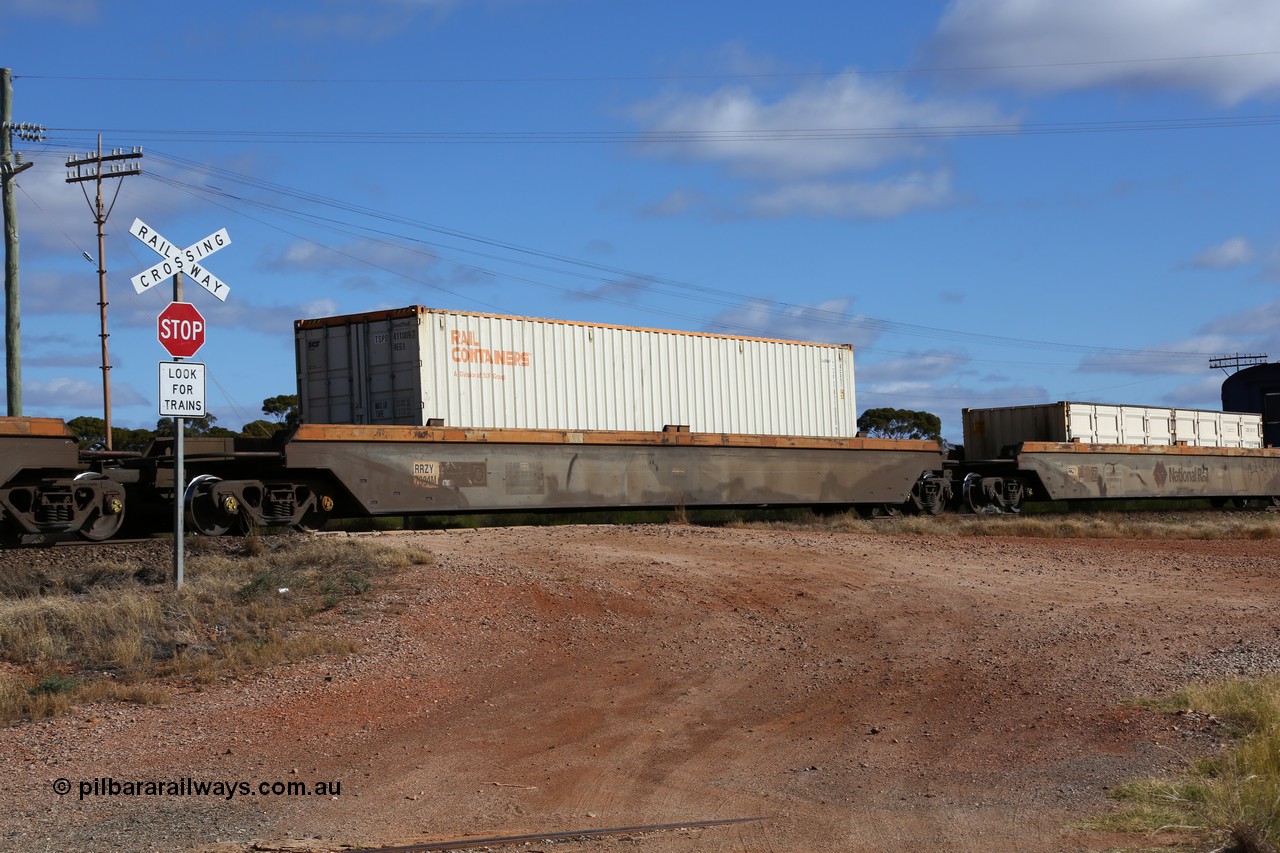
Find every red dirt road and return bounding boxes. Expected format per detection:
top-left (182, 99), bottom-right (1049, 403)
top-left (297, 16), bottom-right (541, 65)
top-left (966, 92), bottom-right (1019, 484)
top-left (4, 523), bottom-right (1279, 852)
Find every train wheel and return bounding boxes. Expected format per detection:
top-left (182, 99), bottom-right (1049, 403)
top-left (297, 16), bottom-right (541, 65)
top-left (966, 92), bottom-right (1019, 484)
top-left (79, 505), bottom-right (126, 541)
top-left (0, 524), bottom-right (24, 549)
top-left (294, 494), bottom-right (334, 533)
top-left (185, 475), bottom-right (240, 536)
top-left (908, 475), bottom-right (947, 516)
top-left (961, 473), bottom-right (985, 513)
top-left (74, 473), bottom-right (126, 542)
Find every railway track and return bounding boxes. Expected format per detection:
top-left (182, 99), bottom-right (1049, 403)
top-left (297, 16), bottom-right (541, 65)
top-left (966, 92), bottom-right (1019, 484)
top-left (356, 816), bottom-right (768, 852)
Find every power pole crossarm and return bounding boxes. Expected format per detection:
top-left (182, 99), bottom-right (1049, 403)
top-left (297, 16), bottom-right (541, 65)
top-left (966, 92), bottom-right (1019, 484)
top-left (1209, 353), bottom-right (1269, 375)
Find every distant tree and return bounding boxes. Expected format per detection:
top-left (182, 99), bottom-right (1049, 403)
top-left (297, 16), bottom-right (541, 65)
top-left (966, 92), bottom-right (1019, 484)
top-left (154, 413), bottom-right (236, 438)
top-left (857, 407), bottom-right (943, 441)
top-left (66, 416), bottom-right (155, 451)
top-left (262, 394), bottom-right (299, 428)
top-left (66, 416), bottom-right (108, 448)
top-left (113, 427), bottom-right (157, 452)
top-left (240, 418), bottom-right (286, 438)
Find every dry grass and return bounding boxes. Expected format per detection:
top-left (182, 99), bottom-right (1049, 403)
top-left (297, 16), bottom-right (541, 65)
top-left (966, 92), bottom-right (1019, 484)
top-left (1098, 675), bottom-right (1280, 852)
top-left (0, 537), bottom-right (434, 724)
top-left (738, 510), bottom-right (1280, 540)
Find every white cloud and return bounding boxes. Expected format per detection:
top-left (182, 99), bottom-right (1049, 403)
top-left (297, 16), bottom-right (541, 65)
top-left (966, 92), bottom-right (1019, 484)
top-left (633, 74), bottom-right (1011, 180)
top-left (568, 277), bottom-right (657, 303)
top-left (858, 350), bottom-right (971, 384)
top-left (1191, 236), bottom-right (1258, 269)
top-left (1077, 298), bottom-right (1280, 376)
top-left (1078, 335), bottom-right (1234, 375)
top-left (1265, 247), bottom-right (1280, 282)
top-left (705, 297), bottom-right (877, 347)
top-left (262, 238), bottom-right (436, 275)
top-left (13, 159), bottom-right (107, 255)
top-left (1160, 374), bottom-right (1228, 409)
top-left (299, 299), bottom-right (340, 319)
top-left (641, 189), bottom-right (710, 219)
top-left (928, 0), bottom-right (1280, 105)
top-left (25, 377), bottom-right (144, 409)
top-left (629, 67), bottom-right (1011, 220)
top-left (1202, 298), bottom-right (1280, 339)
top-left (747, 170), bottom-right (955, 219)
top-left (263, 0), bottom-right (457, 42)
top-left (8, 0), bottom-right (96, 21)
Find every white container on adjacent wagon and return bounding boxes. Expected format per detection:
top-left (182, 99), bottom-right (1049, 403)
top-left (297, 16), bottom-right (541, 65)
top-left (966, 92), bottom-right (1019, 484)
top-left (962, 401), bottom-right (1263, 459)
top-left (295, 306), bottom-right (858, 437)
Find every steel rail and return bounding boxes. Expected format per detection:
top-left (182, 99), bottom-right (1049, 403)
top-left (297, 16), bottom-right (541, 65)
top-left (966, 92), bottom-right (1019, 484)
top-left (360, 816), bottom-right (768, 852)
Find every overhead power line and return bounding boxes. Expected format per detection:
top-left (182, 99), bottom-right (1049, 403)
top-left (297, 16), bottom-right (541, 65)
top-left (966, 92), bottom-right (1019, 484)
top-left (38, 113), bottom-right (1280, 146)
top-left (122, 149), bottom-right (1214, 363)
top-left (16, 48), bottom-right (1280, 85)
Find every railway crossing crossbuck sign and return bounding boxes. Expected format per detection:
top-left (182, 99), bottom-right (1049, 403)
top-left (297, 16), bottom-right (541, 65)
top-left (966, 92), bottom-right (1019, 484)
top-left (129, 218), bottom-right (232, 302)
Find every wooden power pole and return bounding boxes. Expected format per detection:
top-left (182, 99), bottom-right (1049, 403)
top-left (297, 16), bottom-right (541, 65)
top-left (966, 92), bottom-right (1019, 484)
top-left (1, 68), bottom-right (43, 417)
top-left (65, 137), bottom-right (142, 449)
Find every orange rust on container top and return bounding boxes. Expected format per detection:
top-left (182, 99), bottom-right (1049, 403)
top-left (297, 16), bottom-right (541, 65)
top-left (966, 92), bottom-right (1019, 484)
top-left (293, 304), bottom-right (855, 350)
top-left (1020, 441), bottom-right (1280, 458)
top-left (0, 417), bottom-right (74, 438)
top-left (291, 422), bottom-right (938, 452)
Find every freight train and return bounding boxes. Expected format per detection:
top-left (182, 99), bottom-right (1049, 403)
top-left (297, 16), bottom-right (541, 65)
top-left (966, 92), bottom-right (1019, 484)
top-left (2, 306), bottom-right (1278, 546)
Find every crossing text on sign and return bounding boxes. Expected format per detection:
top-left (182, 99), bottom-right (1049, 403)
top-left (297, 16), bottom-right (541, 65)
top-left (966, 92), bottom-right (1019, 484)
top-left (129, 218), bottom-right (232, 302)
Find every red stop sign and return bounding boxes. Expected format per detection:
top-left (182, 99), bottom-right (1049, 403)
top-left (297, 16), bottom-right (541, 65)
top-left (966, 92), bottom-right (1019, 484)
top-left (157, 301), bottom-right (206, 358)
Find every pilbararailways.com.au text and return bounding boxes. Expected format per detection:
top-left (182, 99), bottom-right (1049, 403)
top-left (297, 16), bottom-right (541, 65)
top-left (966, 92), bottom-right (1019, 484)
top-left (52, 777), bottom-right (342, 801)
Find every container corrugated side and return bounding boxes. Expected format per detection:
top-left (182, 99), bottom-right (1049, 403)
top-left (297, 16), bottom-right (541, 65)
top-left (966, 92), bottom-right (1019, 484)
top-left (1067, 403), bottom-right (1175, 446)
top-left (295, 310), bottom-right (426, 425)
top-left (962, 401), bottom-right (1262, 457)
top-left (1173, 410), bottom-right (1263, 448)
top-left (962, 403), bottom-right (1068, 459)
top-left (296, 307), bottom-right (858, 437)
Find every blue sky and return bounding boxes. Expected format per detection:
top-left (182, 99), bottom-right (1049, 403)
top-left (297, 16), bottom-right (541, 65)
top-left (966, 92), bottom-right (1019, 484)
top-left (3, 0), bottom-right (1279, 440)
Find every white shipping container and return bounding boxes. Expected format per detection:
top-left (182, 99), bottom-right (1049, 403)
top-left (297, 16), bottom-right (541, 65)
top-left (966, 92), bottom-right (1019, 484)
top-left (295, 306), bottom-right (858, 437)
top-left (963, 401), bottom-right (1263, 458)
top-left (1173, 410), bottom-right (1263, 448)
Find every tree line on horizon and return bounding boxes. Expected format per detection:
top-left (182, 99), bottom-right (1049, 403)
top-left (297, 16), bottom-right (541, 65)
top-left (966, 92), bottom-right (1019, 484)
top-left (63, 398), bottom-right (943, 449)
top-left (65, 394), bottom-right (299, 451)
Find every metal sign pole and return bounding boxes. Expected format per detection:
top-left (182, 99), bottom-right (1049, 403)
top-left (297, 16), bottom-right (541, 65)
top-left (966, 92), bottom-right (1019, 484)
top-left (133, 221), bottom-right (227, 588)
top-left (173, 271), bottom-right (184, 589)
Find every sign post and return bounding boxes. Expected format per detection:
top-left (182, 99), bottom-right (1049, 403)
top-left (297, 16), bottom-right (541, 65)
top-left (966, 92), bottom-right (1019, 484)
top-left (157, 298), bottom-right (206, 589)
top-left (131, 219), bottom-right (229, 589)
